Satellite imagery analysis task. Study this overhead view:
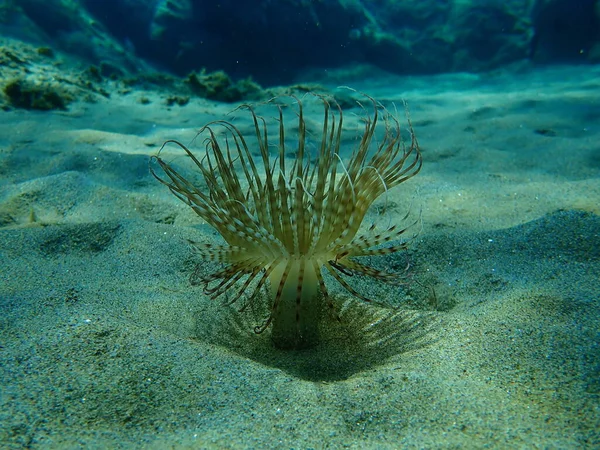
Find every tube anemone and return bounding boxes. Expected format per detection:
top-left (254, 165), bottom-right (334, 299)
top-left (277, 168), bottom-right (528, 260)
top-left (151, 94), bottom-right (422, 349)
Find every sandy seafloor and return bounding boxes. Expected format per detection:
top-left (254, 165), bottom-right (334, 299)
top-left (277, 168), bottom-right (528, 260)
top-left (1, 64), bottom-right (599, 449)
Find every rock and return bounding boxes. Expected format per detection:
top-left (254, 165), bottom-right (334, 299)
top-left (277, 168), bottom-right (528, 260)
top-left (3, 77), bottom-right (72, 110)
top-left (3, 0), bottom-right (599, 88)
top-left (531, 0), bottom-right (600, 63)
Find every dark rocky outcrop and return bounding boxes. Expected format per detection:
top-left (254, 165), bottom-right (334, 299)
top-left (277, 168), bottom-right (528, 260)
top-left (1, 0), bottom-right (598, 86)
top-left (531, 0), bottom-right (600, 63)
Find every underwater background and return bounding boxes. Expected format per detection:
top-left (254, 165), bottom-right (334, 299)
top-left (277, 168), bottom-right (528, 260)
top-left (0, 0), bottom-right (599, 448)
